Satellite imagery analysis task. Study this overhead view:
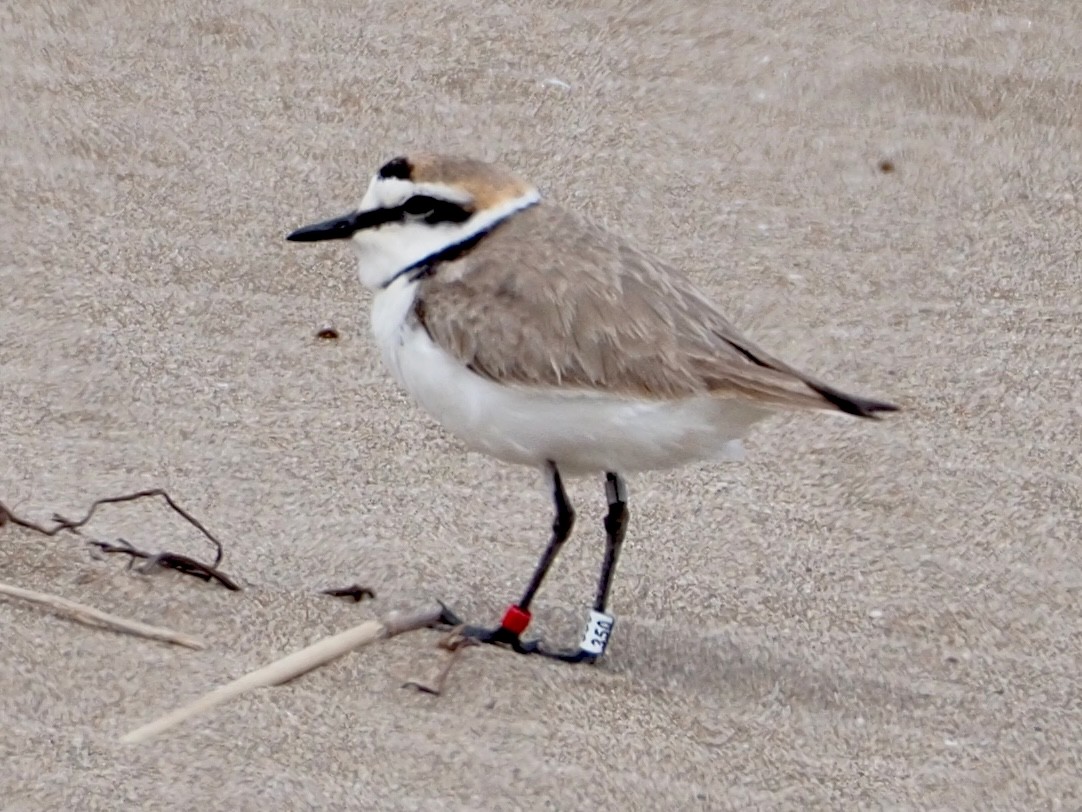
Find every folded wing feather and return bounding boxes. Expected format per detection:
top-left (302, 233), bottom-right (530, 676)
top-left (414, 205), bottom-right (897, 418)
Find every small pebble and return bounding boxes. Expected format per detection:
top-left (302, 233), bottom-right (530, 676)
top-left (542, 77), bottom-right (571, 90)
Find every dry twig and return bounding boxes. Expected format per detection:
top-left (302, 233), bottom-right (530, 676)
top-left (321, 584), bottom-right (376, 602)
top-left (120, 603), bottom-right (447, 743)
top-left (402, 626), bottom-right (479, 696)
top-left (0, 581), bottom-right (204, 649)
top-left (91, 538), bottom-right (240, 590)
top-left (0, 489), bottom-right (237, 589)
top-left (50, 488), bottom-right (224, 566)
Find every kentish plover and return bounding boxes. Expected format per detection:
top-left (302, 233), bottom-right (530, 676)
top-left (288, 154), bottom-right (898, 663)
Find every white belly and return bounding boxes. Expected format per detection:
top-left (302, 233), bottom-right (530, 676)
top-left (370, 278), bottom-right (771, 476)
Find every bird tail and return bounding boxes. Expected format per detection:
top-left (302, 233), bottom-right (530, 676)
top-left (805, 381), bottom-right (900, 419)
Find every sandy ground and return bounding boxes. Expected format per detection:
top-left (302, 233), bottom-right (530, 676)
top-left (2, 0), bottom-right (1080, 808)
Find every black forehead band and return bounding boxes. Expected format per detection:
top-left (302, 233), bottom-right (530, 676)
top-left (378, 157), bottom-right (413, 180)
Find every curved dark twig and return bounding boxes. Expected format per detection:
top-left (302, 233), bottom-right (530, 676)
top-left (2, 489), bottom-right (237, 591)
top-left (0, 500), bottom-right (62, 535)
top-left (50, 488), bottom-right (223, 566)
top-left (91, 539), bottom-right (240, 591)
top-left (321, 584), bottom-right (376, 602)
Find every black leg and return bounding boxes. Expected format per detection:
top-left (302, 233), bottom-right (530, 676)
top-left (543, 471), bottom-right (628, 664)
top-left (452, 468), bottom-right (628, 665)
top-left (462, 462), bottom-right (575, 652)
top-left (517, 463), bottom-right (575, 611)
top-left (594, 471), bottom-right (628, 614)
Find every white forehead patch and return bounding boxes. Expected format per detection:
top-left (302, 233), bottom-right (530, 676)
top-left (358, 176), bottom-right (473, 212)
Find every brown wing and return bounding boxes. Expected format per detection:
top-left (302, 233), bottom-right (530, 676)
top-left (414, 205), bottom-right (897, 417)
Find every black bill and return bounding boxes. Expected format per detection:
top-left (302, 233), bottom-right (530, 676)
top-left (286, 207), bottom-right (403, 242)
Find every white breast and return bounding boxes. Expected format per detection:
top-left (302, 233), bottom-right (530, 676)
top-left (369, 276), bottom-right (768, 476)
top-left (369, 275), bottom-right (422, 381)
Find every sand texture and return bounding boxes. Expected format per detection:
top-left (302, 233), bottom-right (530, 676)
top-left (2, 0), bottom-right (1080, 809)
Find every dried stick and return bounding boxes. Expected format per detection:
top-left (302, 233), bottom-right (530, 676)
top-left (0, 500), bottom-right (54, 535)
top-left (1, 490), bottom-right (236, 589)
top-left (120, 604), bottom-right (446, 744)
top-left (51, 488), bottom-right (224, 566)
top-left (90, 539), bottom-right (240, 590)
top-left (0, 582), bottom-right (204, 650)
top-left (402, 626), bottom-right (478, 696)
top-left (321, 584), bottom-right (376, 602)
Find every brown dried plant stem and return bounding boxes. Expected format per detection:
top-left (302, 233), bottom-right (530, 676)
top-left (0, 489), bottom-right (237, 589)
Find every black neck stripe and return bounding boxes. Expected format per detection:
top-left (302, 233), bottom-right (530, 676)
top-left (379, 200), bottom-right (536, 289)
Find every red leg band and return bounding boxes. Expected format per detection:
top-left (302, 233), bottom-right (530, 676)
top-left (500, 605), bottom-right (531, 636)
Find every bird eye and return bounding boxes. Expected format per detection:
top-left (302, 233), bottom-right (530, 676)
top-left (402, 195), bottom-right (439, 217)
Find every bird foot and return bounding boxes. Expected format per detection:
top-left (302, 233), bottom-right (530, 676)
top-left (436, 601), bottom-right (600, 665)
top-left (461, 623), bottom-right (599, 664)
